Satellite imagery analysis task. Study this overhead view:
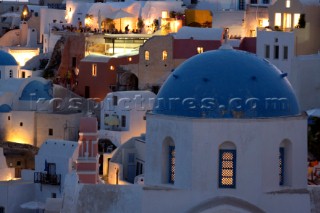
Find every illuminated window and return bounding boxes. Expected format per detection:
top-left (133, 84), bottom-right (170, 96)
top-left (168, 145), bottom-right (175, 184)
top-left (279, 147), bottom-right (284, 185)
top-left (294, 14), bottom-right (300, 28)
top-left (162, 11), bottom-right (168, 19)
top-left (283, 46), bottom-right (288, 60)
top-left (145, 51), bottom-right (150, 61)
top-left (275, 13), bottom-right (282, 27)
top-left (110, 65), bottom-right (115, 70)
top-left (92, 64), bottom-right (97, 76)
top-left (128, 57), bottom-right (132, 62)
top-left (283, 13), bottom-right (292, 29)
top-left (162, 51), bottom-right (168, 60)
top-left (265, 45), bottom-right (270, 58)
top-left (286, 0), bottom-right (290, 8)
top-left (219, 149), bottom-right (236, 188)
top-left (197, 47), bottom-right (204, 54)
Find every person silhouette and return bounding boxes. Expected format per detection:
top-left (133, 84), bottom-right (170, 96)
top-left (125, 25), bottom-right (129, 34)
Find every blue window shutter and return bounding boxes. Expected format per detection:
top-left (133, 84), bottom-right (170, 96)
top-left (219, 149), bottom-right (236, 188)
top-left (279, 147), bottom-right (285, 185)
top-left (168, 146), bottom-right (175, 184)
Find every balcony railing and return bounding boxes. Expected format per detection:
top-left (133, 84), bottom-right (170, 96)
top-left (34, 172), bottom-right (61, 186)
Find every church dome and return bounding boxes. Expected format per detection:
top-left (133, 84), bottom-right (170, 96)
top-left (152, 49), bottom-right (300, 118)
top-left (0, 50), bottom-right (18, 66)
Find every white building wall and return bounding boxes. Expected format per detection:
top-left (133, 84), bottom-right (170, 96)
top-left (100, 91), bottom-right (155, 146)
top-left (35, 140), bottom-right (79, 202)
top-left (36, 112), bottom-right (82, 147)
top-left (0, 65), bottom-right (19, 79)
top-left (291, 54), bottom-right (320, 110)
top-left (145, 114), bottom-right (308, 212)
top-left (0, 181), bottom-right (35, 213)
top-left (39, 8), bottom-right (66, 43)
top-left (2, 111), bottom-right (36, 146)
top-left (257, 30), bottom-right (295, 75)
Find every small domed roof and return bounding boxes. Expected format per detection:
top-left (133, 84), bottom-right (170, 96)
top-left (0, 50), bottom-right (18, 66)
top-left (153, 49), bottom-right (300, 118)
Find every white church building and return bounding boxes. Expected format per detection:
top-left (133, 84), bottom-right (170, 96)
top-left (61, 47), bottom-right (311, 213)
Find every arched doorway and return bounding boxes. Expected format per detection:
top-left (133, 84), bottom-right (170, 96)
top-left (187, 196), bottom-right (265, 213)
top-left (118, 72), bottom-right (138, 91)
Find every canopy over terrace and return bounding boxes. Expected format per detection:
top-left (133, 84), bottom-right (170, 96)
top-left (85, 1), bottom-right (185, 31)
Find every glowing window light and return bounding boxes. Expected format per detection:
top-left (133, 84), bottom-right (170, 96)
top-left (197, 47), bottom-right (204, 54)
top-left (275, 13), bottom-right (282, 27)
top-left (162, 11), bottom-right (168, 19)
top-left (162, 51), bottom-right (167, 60)
top-left (286, 0), bottom-right (290, 8)
top-left (92, 64), bottom-right (97, 76)
top-left (293, 14), bottom-right (300, 27)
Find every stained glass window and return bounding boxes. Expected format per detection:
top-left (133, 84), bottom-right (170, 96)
top-left (169, 146), bottom-right (175, 184)
top-left (219, 149), bottom-right (236, 188)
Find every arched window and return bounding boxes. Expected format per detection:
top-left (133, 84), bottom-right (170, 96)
top-left (219, 142), bottom-right (236, 188)
top-left (162, 51), bottom-right (167, 60)
top-left (145, 51), bottom-right (150, 61)
top-left (279, 139), bottom-right (292, 186)
top-left (162, 137), bottom-right (175, 184)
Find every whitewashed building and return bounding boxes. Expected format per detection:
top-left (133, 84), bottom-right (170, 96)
top-left (0, 50), bottom-right (19, 79)
top-left (62, 48), bottom-right (310, 213)
top-left (256, 0), bottom-right (320, 110)
top-left (99, 91), bottom-right (155, 147)
top-left (34, 139), bottom-right (79, 201)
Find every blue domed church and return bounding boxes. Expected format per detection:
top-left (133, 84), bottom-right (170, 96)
top-left (143, 48), bottom-right (310, 212)
top-left (0, 50), bottom-right (19, 79)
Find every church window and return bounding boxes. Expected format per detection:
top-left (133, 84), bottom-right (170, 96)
top-left (219, 148), bottom-right (236, 188)
top-left (279, 147), bottom-right (284, 185)
top-left (162, 137), bottom-right (175, 184)
top-left (168, 145), bottom-right (175, 183)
